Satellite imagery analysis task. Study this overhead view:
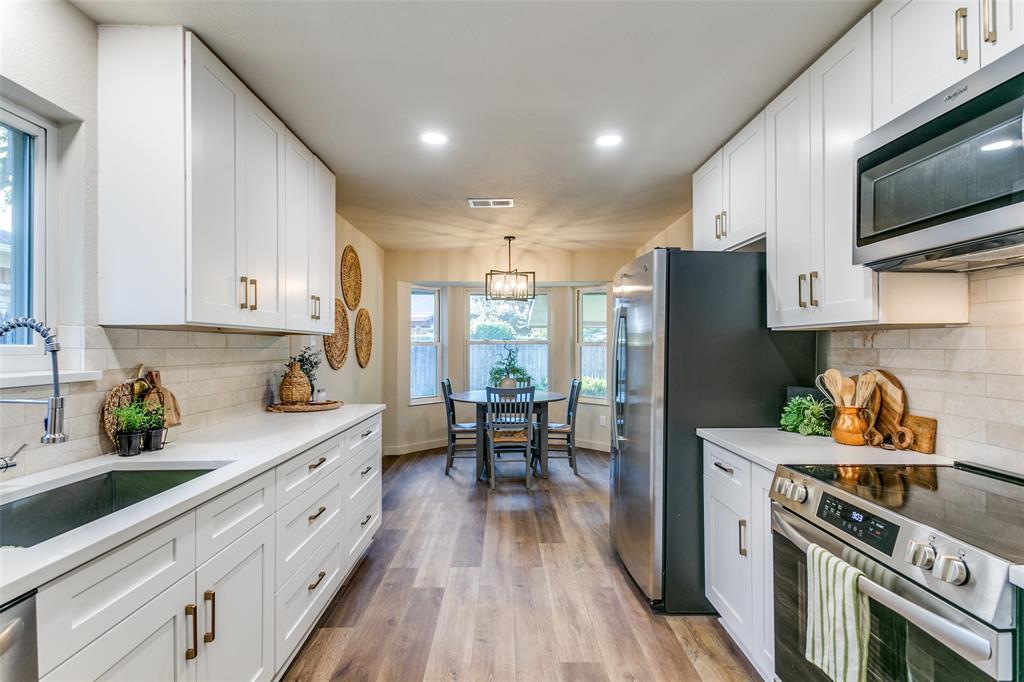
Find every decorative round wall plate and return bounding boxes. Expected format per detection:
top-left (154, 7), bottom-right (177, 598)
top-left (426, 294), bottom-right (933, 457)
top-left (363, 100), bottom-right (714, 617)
top-left (341, 245), bottom-right (362, 311)
top-left (355, 308), bottom-right (372, 368)
top-left (323, 299), bottom-right (349, 370)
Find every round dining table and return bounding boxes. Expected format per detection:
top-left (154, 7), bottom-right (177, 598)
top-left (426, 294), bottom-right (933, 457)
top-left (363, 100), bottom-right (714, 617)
top-left (449, 390), bottom-right (566, 480)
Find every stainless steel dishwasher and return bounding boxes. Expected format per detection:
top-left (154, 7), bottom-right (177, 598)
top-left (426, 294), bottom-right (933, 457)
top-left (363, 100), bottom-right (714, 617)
top-left (0, 592), bottom-right (37, 681)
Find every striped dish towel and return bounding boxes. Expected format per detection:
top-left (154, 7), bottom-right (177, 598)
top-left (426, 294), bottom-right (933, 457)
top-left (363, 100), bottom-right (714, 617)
top-left (805, 543), bottom-right (871, 682)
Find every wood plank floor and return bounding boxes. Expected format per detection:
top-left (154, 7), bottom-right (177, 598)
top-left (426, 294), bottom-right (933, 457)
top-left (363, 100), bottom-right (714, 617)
top-left (283, 448), bottom-right (759, 682)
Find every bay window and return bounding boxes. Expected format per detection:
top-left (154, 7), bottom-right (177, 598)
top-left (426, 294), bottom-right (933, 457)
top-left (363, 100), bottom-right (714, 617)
top-left (467, 292), bottom-right (549, 390)
top-left (576, 288), bottom-right (608, 401)
top-left (410, 287), bottom-right (441, 401)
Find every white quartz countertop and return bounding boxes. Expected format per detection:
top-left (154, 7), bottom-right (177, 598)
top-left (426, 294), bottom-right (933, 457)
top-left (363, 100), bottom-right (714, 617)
top-left (695, 427), bottom-right (953, 472)
top-left (0, 404), bottom-right (385, 604)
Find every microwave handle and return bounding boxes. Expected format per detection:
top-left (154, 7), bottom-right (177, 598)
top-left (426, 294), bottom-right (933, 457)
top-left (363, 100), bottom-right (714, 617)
top-left (772, 507), bottom-right (993, 664)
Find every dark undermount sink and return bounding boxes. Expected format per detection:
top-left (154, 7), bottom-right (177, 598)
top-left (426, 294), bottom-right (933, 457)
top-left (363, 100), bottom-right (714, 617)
top-left (0, 468), bottom-right (214, 548)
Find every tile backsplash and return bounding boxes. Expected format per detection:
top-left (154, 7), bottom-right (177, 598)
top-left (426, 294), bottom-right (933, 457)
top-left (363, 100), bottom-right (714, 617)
top-left (831, 264), bottom-right (1024, 474)
top-left (0, 327), bottom-right (290, 478)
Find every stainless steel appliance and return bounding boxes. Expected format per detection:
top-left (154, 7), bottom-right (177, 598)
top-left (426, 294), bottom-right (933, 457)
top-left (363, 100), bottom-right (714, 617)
top-left (770, 462), bottom-right (1022, 680)
top-left (0, 592), bottom-right (37, 681)
top-left (853, 45), bottom-right (1024, 272)
top-left (609, 249), bottom-right (816, 612)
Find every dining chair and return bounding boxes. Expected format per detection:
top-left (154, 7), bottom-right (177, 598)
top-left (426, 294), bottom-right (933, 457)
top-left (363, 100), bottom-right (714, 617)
top-left (441, 378), bottom-right (477, 475)
top-left (535, 378), bottom-right (581, 475)
top-left (484, 386), bottom-right (536, 490)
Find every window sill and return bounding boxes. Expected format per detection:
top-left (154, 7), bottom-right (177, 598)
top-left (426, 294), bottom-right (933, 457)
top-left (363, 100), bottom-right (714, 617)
top-left (0, 369), bottom-right (103, 390)
top-left (578, 397), bottom-right (609, 406)
top-left (409, 397), bottom-right (443, 407)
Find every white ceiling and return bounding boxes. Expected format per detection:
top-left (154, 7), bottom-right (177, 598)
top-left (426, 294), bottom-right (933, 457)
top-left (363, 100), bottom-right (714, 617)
top-left (73, 0), bottom-right (874, 251)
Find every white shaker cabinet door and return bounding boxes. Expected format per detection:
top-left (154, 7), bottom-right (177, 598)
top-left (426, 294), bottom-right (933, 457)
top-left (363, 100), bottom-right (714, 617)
top-left (692, 150), bottom-right (724, 251)
top-left (186, 33), bottom-right (246, 328)
top-left (284, 132), bottom-right (317, 333)
top-left (765, 72), bottom-right (813, 328)
top-left (310, 157), bottom-right (337, 334)
top-left (243, 94), bottom-right (287, 329)
top-left (704, 476), bottom-right (753, 649)
top-left (872, 0), bottom-right (980, 127)
top-left (195, 517), bottom-right (275, 682)
top-left (808, 15), bottom-right (878, 327)
top-left (749, 465), bottom-right (777, 681)
top-left (979, 0), bottom-right (1024, 65)
top-left (721, 112), bottom-right (766, 250)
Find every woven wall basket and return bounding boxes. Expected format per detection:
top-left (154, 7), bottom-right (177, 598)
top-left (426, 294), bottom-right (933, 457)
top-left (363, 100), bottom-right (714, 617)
top-left (323, 298), bottom-right (349, 370)
top-left (341, 245), bottom-right (362, 311)
top-left (355, 308), bottom-right (372, 368)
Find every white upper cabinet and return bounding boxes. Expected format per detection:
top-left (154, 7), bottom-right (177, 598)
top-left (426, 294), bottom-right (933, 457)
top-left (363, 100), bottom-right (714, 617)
top-left (284, 133), bottom-right (316, 333)
top-left (980, 0), bottom-right (1024, 64)
top-left (691, 150), bottom-right (724, 251)
top-left (98, 26), bottom-right (335, 334)
top-left (873, 0), bottom-right (981, 127)
top-left (311, 157), bottom-right (337, 334)
top-left (721, 112), bottom-right (766, 250)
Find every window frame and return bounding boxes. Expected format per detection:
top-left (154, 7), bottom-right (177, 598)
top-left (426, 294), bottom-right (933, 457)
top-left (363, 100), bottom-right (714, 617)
top-left (409, 285), bottom-right (442, 405)
top-left (0, 99), bottom-right (55, 373)
top-left (465, 288), bottom-right (551, 391)
top-left (575, 286), bottom-right (609, 405)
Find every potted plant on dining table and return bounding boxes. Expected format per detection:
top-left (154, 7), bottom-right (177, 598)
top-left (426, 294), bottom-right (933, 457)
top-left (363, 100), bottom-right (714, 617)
top-left (488, 344), bottom-right (531, 388)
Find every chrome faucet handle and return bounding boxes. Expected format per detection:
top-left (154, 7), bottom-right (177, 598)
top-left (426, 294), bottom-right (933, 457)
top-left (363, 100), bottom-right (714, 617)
top-left (0, 443), bottom-right (27, 473)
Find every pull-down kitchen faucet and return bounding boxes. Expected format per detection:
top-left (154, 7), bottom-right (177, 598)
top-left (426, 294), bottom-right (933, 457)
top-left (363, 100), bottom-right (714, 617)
top-left (0, 318), bottom-right (68, 457)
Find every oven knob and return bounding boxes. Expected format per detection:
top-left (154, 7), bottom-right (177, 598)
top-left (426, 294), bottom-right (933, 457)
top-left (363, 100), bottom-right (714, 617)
top-left (774, 477), bottom-right (792, 496)
top-left (933, 555), bottom-right (969, 585)
top-left (785, 483), bottom-right (808, 504)
top-left (903, 540), bottom-right (936, 570)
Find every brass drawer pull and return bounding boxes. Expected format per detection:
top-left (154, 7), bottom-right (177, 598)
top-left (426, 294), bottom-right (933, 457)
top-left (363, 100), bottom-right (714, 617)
top-left (185, 603), bottom-right (198, 660)
top-left (360, 514), bottom-right (372, 527)
top-left (955, 7), bottom-right (969, 61)
top-left (240, 276), bottom-right (249, 310)
top-left (720, 210), bottom-right (727, 237)
top-left (809, 271), bottom-right (819, 307)
top-left (983, 0), bottom-right (997, 42)
top-left (798, 273), bottom-right (808, 308)
top-left (249, 278), bottom-right (258, 311)
top-left (308, 570), bottom-right (326, 591)
top-left (203, 590), bottom-right (216, 643)
top-left (308, 505), bottom-right (327, 521)
top-left (714, 213), bottom-right (722, 240)
top-left (308, 456), bottom-right (327, 471)
top-left (738, 519), bottom-right (748, 557)
top-left (713, 461), bottom-right (734, 476)
top-left (360, 465), bottom-right (373, 476)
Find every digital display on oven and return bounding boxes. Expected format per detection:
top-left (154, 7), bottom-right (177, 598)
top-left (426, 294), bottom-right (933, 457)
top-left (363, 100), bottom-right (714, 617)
top-left (816, 493), bottom-right (899, 556)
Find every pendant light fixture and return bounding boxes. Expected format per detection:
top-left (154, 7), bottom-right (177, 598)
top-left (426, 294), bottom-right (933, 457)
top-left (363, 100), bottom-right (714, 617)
top-left (485, 236), bottom-right (535, 301)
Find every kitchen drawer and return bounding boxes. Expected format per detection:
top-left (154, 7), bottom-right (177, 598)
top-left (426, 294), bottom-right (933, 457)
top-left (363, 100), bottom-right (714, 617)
top-left (196, 469), bottom-right (275, 564)
top-left (37, 512), bottom-right (196, 676)
top-left (342, 485), bottom-right (382, 573)
top-left (342, 441), bottom-right (381, 504)
top-left (275, 433), bottom-right (344, 510)
top-left (346, 414), bottom-right (381, 453)
top-left (275, 527), bottom-right (344, 671)
top-left (275, 465), bottom-right (344, 588)
top-left (703, 441), bottom-right (751, 499)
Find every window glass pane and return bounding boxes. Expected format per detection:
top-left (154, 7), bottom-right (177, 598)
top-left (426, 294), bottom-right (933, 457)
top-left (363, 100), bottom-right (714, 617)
top-left (0, 120), bottom-right (34, 345)
top-left (468, 294), bottom-right (548, 341)
top-left (410, 289), bottom-right (436, 342)
top-left (410, 344), bottom-right (438, 399)
top-left (469, 343), bottom-right (548, 390)
top-left (580, 291), bottom-right (607, 342)
top-left (579, 345), bottom-right (607, 399)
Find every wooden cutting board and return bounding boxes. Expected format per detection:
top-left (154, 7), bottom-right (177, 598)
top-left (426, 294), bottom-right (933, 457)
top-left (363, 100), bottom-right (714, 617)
top-left (871, 370), bottom-right (914, 450)
top-left (902, 413), bottom-right (937, 455)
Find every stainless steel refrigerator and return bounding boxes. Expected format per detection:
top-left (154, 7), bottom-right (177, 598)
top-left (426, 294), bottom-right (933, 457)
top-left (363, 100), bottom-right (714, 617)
top-left (610, 248), bottom-right (816, 613)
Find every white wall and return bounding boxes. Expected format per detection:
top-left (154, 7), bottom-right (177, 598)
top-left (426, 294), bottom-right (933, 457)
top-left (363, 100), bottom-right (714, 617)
top-left (636, 210), bottom-right (693, 256)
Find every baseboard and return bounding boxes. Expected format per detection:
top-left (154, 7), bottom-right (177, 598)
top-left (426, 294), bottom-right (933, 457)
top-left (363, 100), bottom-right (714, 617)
top-left (576, 438), bottom-right (610, 453)
top-left (383, 438), bottom-right (447, 456)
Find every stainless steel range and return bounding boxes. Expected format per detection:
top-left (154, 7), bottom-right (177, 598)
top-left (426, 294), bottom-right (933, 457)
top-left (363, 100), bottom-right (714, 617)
top-left (770, 462), bottom-right (1022, 681)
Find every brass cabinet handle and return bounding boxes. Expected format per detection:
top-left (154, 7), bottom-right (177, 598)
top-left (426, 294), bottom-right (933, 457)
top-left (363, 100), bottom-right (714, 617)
top-left (308, 456), bottom-right (327, 471)
top-left (308, 570), bottom-right (326, 591)
top-left (203, 590), bottom-right (216, 643)
top-left (714, 213), bottom-right (722, 240)
top-left (798, 273), bottom-right (808, 308)
top-left (316, 295), bottom-right (321, 319)
top-left (955, 7), bottom-right (969, 61)
top-left (983, 0), bottom-right (996, 42)
top-left (809, 271), bottom-right (820, 307)
top-left (360, 513), bottom-right (372, 527)
top-left (738, 519), bottom-right (748, 557)
top-left (311, 295), bottom-right (317, 320)
top-left (720, 210), bottom-right (727, 237)
top-left (360, 465), bottom-right (373, 476)
top-left (249, 279), bottom-right (258, 310)
top-left (308, 505), bottom-right (327, 521)
top-left (240, 276), bottom-right (249, 310)
top-left (713, 460), bottom-right (734, 476)
top-left (185, 603), bottom-right (198, 660)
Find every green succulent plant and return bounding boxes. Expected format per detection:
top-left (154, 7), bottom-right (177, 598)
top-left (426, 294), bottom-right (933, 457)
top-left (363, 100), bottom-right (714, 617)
top-left (780, 395), bottom-right (833, 437)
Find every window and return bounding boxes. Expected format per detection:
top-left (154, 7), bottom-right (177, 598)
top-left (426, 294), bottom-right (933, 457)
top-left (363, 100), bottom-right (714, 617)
top-left (410, 287), bottom-right (441, 401)
top-left (467, 292), bottom-right (548, 390)
top-left (577, 289), bottom-right (608, 401)
top-left (1, 103), bottom-right (47, 352)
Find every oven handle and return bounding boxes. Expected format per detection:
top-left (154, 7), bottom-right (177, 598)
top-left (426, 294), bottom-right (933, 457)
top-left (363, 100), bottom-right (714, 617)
top-left (772, 507), bottom-right (993, 664)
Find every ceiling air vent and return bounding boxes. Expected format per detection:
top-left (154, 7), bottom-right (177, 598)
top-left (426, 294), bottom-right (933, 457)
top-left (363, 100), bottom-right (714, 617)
top-left (468, 198), bottom-right (514, 208)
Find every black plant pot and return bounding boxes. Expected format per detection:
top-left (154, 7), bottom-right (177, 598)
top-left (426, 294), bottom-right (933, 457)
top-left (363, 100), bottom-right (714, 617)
top-left (145, 428), bottom-right (168, 451)
top-left (116, 432), bottom-right (144, 457)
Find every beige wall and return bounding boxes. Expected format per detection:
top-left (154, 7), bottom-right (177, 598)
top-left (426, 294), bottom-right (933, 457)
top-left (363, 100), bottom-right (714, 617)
top-left (0, 1), bottom-right (384, 478)
top-left (636, 211), bottom-right (693, 256)
top-left (831, 264), bottom-right (1024, 474)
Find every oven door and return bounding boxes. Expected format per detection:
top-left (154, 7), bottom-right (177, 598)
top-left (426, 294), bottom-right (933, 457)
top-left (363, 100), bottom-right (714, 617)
top-left (771, 504), bottom-right (1014, 681)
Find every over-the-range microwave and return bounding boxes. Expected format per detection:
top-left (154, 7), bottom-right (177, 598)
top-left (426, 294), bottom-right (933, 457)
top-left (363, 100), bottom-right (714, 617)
top-left (854, 45), bottom-right (1024, 273)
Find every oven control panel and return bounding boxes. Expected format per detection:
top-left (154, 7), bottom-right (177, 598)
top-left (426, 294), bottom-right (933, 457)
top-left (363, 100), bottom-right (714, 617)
top-left (816, 493), bottom-right (900, 556)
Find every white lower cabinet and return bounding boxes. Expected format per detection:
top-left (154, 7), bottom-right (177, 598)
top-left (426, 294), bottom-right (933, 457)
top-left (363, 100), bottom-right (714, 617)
top-left (704, 476), bottom-right (752, 646)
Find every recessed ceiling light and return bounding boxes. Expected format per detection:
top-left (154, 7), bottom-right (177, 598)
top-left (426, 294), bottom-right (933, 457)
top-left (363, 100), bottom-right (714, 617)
top-left (595, 133), bottom-right (623, 147)
top-left (981, 139), bottom-right (1014, 151)
top-left (420, 131), bottom-right (449, 145)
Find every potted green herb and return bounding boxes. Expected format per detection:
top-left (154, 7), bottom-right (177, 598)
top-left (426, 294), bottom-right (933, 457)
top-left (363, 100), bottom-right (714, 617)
top-left (143, 403), bottom-right (167, 451)
top-left (284, 346), bottom-right (323, 397)
top-left (113, 401), bottom-right (147, 456)
top-left (488, 345), bottom-right (531, 388)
